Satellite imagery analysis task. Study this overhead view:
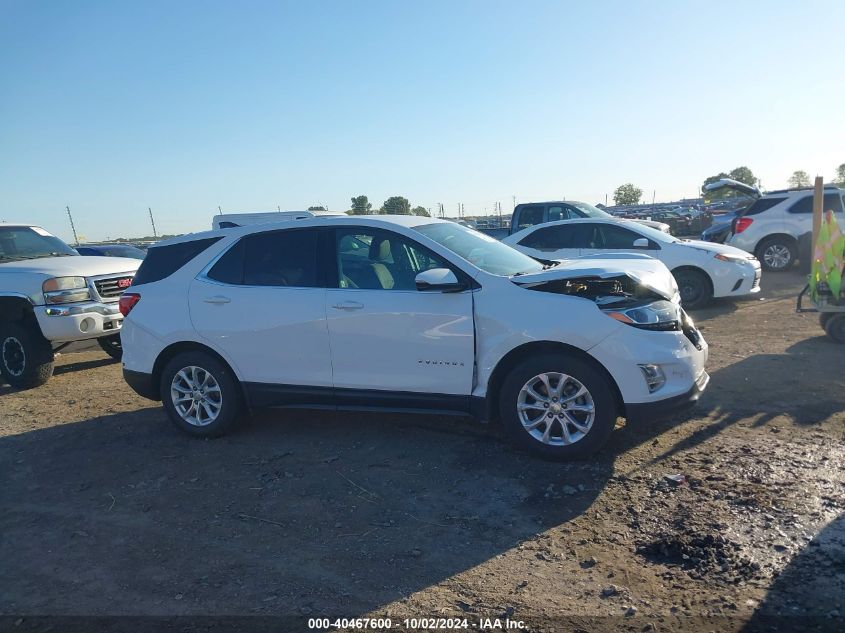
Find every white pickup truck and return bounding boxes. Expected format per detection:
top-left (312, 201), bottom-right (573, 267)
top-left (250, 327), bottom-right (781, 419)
top-left (0, 224), bottom-right (140, 388)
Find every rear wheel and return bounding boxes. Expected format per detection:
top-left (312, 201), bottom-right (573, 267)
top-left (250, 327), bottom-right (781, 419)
top-left (673, 268), bottom-right (712, 309)
top-left (757, 237), bottom-right (796, 272)
top-left (498, 354), bottom-right (617, 460)
top-left (0, 321), bottom-right (54, 389)
top-left (160, 351), bottom-right (243, 437)
top-left (823, 314), bottom-right (845, 344)
top-left (97, 334), bottom-right (123, 361)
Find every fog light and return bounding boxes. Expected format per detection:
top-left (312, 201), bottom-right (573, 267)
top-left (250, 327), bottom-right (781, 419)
top-left (639, 364), bottom-right (666, 393)
top-left (79, 318), bottom-right (94, 333)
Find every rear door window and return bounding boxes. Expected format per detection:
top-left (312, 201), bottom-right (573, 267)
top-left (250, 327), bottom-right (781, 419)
top-left (515, 205), bottom-right (544, 231)
top-left (242, 229), bottom-right (319, 287)
top-left (787, 193), bottom-right (844, 214)
top-left (132, 237), bottom-right (221, 286)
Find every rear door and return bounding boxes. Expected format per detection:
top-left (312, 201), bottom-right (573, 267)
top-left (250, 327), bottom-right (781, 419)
top-left (783, 192), bottom-right (844, 238)
top-left (325, 226), bottom-right (475, 402)
top-left (188, 228), bottom-right (333, 391)
top-left (512, 205), bottom-right (545, 234)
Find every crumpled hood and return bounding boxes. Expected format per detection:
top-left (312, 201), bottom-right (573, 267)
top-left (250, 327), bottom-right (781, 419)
top-left (0, 256), bottom-right (140, 278)
top-left (511, 253), bottom-right (678, 300)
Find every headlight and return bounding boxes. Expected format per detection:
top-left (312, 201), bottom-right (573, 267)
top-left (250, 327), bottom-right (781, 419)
top-left (602, 300), bottom-right (681, 331)
top-left (714, 253), bottom-right (749, 263)
top-left (43, 277), bottom-right (91, 304)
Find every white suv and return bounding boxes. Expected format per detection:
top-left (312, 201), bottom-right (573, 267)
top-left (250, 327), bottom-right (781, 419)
top-left (705, 179), bottom-right (845, 271)
top-left (119, 215), bottom-right (709, 459)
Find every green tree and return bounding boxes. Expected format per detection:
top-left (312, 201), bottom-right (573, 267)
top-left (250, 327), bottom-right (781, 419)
top-left (380, 196), bottom-right (411, 215)
top-left (307, 205), bottom-right (326, 211)
top-left (788, 170), bottom-right (810, 189)
top-left (834, 163), bottom-right (845, 185)
top-left (727, 166), bottom-right (757, 186)
top-left (411, 206), bottom-right (430, 217)
top-left (349, 195), bottom-right (372, 215)
top-left (613, 183), bottom-right (643, 206)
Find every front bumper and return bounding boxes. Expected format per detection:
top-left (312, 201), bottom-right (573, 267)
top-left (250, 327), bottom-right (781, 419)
top-left (35, 301), bottom-right (124, 343)
top-left (626, 370), bottom-right (709, 421)
top-left (123, 368), bottom-right (160, 401)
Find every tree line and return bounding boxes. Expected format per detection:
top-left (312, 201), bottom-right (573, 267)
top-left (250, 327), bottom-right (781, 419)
top-left (306, 196), bottom-right (430, 216)
top-left (611, 163), bottom-right (845, 206)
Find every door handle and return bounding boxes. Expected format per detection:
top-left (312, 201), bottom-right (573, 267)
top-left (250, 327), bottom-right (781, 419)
top-left (203, 295), bottom-right (231, 304)
top-left (332, 301), bottom-right (364, 311)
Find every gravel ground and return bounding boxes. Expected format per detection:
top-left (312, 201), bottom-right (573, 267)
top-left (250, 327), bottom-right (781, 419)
top-left (1, 271), bottom-right (843, 633)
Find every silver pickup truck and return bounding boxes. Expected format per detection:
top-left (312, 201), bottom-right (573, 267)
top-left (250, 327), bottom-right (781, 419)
top-left (0, 224), bottom-right (140, 388)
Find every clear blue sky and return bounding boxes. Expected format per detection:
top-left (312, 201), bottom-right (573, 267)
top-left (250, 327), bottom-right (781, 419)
top-left (1, 0), bottom-right (843, 241)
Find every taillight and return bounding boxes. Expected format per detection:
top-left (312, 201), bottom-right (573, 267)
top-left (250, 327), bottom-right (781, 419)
top-left (119, 292), bottom-right (141, 316)
top-left (735, 217), bottom-right (754, 233)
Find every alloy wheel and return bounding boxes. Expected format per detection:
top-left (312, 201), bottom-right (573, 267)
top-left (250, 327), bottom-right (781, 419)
top-left (170, 366), bottom-right (223, 427)
top-left (763, 244), bottom-right (792, 270)
top-left (516, 372), bottom-right (595, 446)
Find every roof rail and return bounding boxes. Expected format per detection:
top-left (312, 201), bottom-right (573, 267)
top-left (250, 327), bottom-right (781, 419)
top-left (765, 185), bottom-right (841, 195)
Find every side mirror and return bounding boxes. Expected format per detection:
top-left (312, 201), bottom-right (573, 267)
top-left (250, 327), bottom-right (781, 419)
top-left (415, 268), bottom-right (465, 292)
top-left (633, 238), bottom-right (650, 249)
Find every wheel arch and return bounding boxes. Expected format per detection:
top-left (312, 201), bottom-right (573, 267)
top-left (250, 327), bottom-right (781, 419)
top-left (152, 341), bottom-right (248, 405)
top-left (670, 265), bottom-right (714, 294)
top-left (482, 341), bottom-right (625, 424)
top-left (755, 232), bottom-right (798, 255)
top-left (0, 295), bottom-right (37, 325)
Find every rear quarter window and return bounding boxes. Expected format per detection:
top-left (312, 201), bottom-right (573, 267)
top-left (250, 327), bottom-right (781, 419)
top-left (743, 197), bottom-right (787, 216)
top-left (131, 237), bottom-right (221, 286)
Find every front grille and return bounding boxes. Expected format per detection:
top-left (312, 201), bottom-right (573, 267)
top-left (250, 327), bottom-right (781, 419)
top-left (94, 276), bottom-right (134, 300)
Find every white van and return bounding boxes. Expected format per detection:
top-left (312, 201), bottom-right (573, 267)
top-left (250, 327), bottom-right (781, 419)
top-left (212, 211), bottom-right (342, 230)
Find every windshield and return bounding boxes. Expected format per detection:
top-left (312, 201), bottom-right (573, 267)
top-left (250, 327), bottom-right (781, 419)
top-left (0, 226), bottom-right (78, 262)
top-left (571, 201), bottom-right (613, 219)
top-left (413, 222), bottom-right (544, 276)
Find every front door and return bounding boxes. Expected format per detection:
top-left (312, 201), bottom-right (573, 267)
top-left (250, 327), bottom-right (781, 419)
top-left (325, 227), bottom-right (475, 404)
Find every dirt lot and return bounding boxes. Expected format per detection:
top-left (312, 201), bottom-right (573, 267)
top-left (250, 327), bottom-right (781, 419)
top-left (2, 271), bottom-right (844, 632)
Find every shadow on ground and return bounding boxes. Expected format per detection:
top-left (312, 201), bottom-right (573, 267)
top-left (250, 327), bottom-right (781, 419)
top-left (0, 398), bottom-right (682, 618)
top-left (743, 513), bottom-right (845, 632)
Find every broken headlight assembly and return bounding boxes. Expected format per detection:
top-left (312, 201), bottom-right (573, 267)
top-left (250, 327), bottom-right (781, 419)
top-left (602, 300), bottom-right (681, 331)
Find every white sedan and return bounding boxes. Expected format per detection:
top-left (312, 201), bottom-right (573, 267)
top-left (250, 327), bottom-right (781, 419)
top-left (503, 218), bottom-right (761, 308)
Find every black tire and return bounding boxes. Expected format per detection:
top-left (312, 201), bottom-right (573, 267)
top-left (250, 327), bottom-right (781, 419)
top-left (0, 321), bottom-right (54, 389)
top-left (498, 353), bottom-right (617, 460)
top-left (97, 334), bottom-right (123, 361)
top-left (820, 312), bottom-right (833, 331)
top-left (823, 314), bottom-right (845, 344)
top-left (756, 236), bottom-right (797, 272)
top-left (160, 350), bottom-right (243, 437)
top-left (673, 268), bottom-right (712, 309)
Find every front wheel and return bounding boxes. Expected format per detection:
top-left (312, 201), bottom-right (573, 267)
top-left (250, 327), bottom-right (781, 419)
top-left (673, 269), bottom-right (712, 309)
top-left (97, 334), bottom-right (123, 361)
top-left (160, 351), bottom-right (243, 437)
top-left (0, 321), bottom-right (55, 389)
top-left (498, 354), bottom-right (617, 460)
top-left (823, 314), bottom-right (845, 344)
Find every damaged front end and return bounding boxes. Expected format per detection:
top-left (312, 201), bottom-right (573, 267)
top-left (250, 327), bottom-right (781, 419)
top-left (513, 271), bottom-right (702, 350)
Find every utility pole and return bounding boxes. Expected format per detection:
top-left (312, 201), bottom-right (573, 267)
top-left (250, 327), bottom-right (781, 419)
top-left (218, 206), bottom-right (223, 215)
top-left (66, 205), bottom-right (79, 246)
top-left (277, 205), bottom-right (282, 212)
top-left (512, 195), bottom-right (516, 212)
top-left (652, 190), bottom-right (656, 205)
top-left (148, 207), bottom-right (158, 238)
